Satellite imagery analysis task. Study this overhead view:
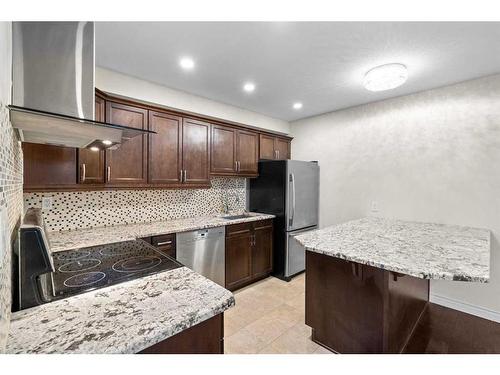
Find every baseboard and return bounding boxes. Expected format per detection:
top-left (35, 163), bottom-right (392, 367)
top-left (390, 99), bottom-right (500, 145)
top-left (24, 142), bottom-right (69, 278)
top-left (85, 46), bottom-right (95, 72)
top-left (430, 293), bottom-right (500, 323)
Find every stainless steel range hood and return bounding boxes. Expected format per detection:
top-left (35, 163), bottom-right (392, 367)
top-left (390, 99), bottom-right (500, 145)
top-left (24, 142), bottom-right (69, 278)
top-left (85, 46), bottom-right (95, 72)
top-left (10, 22), bottom-right (154, 149)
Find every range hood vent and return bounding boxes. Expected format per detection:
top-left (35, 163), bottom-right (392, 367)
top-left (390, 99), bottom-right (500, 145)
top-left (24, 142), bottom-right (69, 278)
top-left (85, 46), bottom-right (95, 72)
top-left (8, 105), bottom-right (154, 149)
top-left (11, 22), bottom-right (154, 149)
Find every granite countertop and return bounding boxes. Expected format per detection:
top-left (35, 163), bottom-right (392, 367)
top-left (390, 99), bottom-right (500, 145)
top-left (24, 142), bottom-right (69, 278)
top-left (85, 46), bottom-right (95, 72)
top-left (6, 267), bottom-right (234, 354)
top-left (48, 212), bottom-right (275, 252)
top-left (295, 217), bottom-right (491, 282)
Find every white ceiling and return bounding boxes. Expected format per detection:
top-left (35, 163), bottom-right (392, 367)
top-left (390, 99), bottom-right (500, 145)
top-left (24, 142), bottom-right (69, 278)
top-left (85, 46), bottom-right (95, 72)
top-left (95, 22), bottom-right (500, 121)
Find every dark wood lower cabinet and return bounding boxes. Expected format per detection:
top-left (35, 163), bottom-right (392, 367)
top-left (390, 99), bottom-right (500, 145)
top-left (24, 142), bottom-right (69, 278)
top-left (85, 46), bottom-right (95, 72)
top-left (141, 234), bottom-right (176, 259)
top-left (225, 220), bottom-right (273, 291)
top-left (252, 221), bottom-right (273, 279)
top-left (139, 314), bottom-right (224, 354)
top-left (305, 251), bottom-right (429, 354)
top-left (225, 232), bottom-right (253, 290)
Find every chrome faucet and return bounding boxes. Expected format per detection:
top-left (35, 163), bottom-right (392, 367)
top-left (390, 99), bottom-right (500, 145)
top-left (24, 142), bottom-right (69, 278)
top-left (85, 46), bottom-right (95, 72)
top-left (221, 192), bottom-right (240, 214)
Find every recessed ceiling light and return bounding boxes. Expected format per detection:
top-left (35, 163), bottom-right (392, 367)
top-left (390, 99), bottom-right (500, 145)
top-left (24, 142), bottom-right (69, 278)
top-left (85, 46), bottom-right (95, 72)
top-left (363, 63), bottom-right (408, 92)
top-left (179, 57), bottom-right (195, 70)
top-left (89, 146), bottom-right (100, 152)
top-left (243, 82), bottom-right (256, 93)
top-left (293, 102), bottom-right (303, 110)
top-left (102, 140), bottom-right (112, 146)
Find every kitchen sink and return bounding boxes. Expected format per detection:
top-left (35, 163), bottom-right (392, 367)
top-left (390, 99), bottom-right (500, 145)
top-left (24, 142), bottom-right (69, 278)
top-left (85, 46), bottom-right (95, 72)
top-left (221, 214), bottom-right (253, 220)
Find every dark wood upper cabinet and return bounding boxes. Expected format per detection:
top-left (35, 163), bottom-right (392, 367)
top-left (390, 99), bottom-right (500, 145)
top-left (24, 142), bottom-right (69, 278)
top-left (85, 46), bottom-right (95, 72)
top-left (236, 129), bottom-right (259, 175)
top-left (105, 101), bottom-right (148, 185)
top-left (181, 118), bottom-right (210, 185)
top-left (210, 125), bottom-right (258, 177)
top-left (252, 221), bottom-right (273, 279)
top-left (259, 134), bottom-right (291, 160)
top-left (22, 89), bottom-right (292, 192)
top-left (211, 124), bottom-right (237, 175)
top-left (149, 111), bottom-right (183, 185)
top-left (275, 137), bottom-right (290, 160)
top-left (259, 134), bottom-right (276, 160)
top-left (78, 94), bottom-right (105, 184)
top-left (23, 143), bottom-right (77, 187)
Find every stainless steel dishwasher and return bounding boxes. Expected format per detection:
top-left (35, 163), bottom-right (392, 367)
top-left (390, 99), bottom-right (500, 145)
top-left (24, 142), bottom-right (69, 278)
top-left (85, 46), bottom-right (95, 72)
top-left (176, 227), bottom-right (225, 287)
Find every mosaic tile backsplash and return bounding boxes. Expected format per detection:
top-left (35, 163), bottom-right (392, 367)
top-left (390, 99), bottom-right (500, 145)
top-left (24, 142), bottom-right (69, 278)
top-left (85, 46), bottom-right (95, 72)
top-left (1, 22), bottom-right (24, 353)
top-left (24, 177), bottom-right (247, 232)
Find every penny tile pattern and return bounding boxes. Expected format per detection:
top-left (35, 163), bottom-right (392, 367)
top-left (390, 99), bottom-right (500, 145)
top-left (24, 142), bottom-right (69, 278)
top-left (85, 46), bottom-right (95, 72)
top-left (24, 177), bottom-right (247, 232)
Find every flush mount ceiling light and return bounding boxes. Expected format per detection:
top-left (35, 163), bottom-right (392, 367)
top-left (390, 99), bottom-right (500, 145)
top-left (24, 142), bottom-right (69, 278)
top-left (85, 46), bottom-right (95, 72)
top-left (363, 63), bottom-right (408, 92)
top-left (243, 82), bottom-right (256, 93)
top-left (179, 57), bottom-right (195, 70)
top-left (293, 102), bottom-right (303, 110)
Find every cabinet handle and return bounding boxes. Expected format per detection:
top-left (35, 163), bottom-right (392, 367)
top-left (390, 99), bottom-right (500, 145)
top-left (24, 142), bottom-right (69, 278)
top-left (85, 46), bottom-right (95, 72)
top-left (156, 241), bottom-right (172, 246)
top-left (277, 150), bottom-right (280, 159)
top-left (235, 161), bottom-right (238, 172)
top-left (81, 163), bottom-right (86, 183)
top-left (106, 166), bottom-right (111, 182)
top-left (180, 170), bottom-right (183, 182)
top-left (250, 234), bottom-right (256, 246)
top-left (183, 170), bottom-right (187, 182)
top-left (274, 150), bottom-right (278, 159)
top-left (237, 161), bottom-right (241, 172)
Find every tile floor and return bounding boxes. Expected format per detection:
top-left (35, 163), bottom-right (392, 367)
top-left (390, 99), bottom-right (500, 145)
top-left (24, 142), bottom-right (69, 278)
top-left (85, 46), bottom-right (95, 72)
top-left (224, 273), bottom-right (332, 354)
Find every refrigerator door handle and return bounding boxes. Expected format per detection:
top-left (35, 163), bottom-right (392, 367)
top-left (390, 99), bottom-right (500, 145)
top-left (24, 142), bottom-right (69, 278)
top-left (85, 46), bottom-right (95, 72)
top-left (289, 173), bottom-right (296, 226)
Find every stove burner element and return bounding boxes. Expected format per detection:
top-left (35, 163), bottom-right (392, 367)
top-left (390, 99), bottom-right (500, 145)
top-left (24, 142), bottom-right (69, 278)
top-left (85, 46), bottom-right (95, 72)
top-left (112, 256), bottom-right (162, 273)
top-left (63, 272), bottom-right (106, 288)
top-left (57, 250), bottom-right (90, 261)
top-left (58, 259), bottom-right (101, 273)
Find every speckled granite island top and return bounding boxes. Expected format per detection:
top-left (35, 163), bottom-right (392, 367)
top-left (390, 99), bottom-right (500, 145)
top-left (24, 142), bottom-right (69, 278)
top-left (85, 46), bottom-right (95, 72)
top-left (295, 217), bottom-right (490, 282)
top-left (48, 212), bottom-right (274, 252)
top-left (6, 267), bottom-right (234, 354)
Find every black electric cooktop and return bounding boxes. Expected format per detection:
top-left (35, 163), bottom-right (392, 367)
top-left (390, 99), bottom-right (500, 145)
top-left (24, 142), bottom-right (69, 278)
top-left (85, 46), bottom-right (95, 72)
top-left (50, 240), bottom-right (182, 300)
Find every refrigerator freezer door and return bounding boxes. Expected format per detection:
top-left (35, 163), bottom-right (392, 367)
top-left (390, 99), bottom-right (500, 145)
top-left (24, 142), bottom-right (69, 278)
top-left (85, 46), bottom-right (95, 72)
top-left (286, 161), bottom-right (319, 231)
top-left (286, 226), bottom-right (318, 278)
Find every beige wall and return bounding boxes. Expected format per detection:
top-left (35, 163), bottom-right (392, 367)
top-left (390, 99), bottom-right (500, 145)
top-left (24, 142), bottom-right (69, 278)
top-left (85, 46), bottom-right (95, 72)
top-left (291, 74), bottom-right (500, 320)
top-left (96, 67), bottom-right (290, 135)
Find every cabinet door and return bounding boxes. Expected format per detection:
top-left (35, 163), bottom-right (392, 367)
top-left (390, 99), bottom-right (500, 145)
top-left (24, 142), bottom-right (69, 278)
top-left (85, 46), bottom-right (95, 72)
top-left (252, 221), bottom-right (273, 279)
top-left (182, 118), bottom-right (210, 185)
top-left (275, 137), bottom-right (290, 160)
top-left (23, 143), bottom-right (77, 187)
top-left (210, 124), bottom-right (237, 174)
top-left (105, 102), bottom-right (148, 184)
top-left (259, 134), bottom-right (276, 160)
top-left (149, 111), bottom-right (183, 184)
top-left (78, 94), bottom-right (105, 184)
top-left (225, 232), bottom-right (253, 290)
top-left (236, 130), bottom-right (259, 175)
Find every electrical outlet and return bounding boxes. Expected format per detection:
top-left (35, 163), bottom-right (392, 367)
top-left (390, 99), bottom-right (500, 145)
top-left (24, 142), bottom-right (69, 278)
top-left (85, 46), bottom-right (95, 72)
top-left (371, 201), bottom-right (379, 213)
top-left (41, 197), bottom-right (53, 210)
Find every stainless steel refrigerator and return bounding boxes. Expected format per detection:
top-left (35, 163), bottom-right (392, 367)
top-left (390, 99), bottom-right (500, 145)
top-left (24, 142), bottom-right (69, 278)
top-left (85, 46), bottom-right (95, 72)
top-left (249, 160), bottom-right (319, 281)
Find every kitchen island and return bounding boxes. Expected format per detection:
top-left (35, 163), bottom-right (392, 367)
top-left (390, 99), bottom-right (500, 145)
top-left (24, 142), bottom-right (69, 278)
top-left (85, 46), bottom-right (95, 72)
top-left (295, 217), bottom-right (490, 354)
